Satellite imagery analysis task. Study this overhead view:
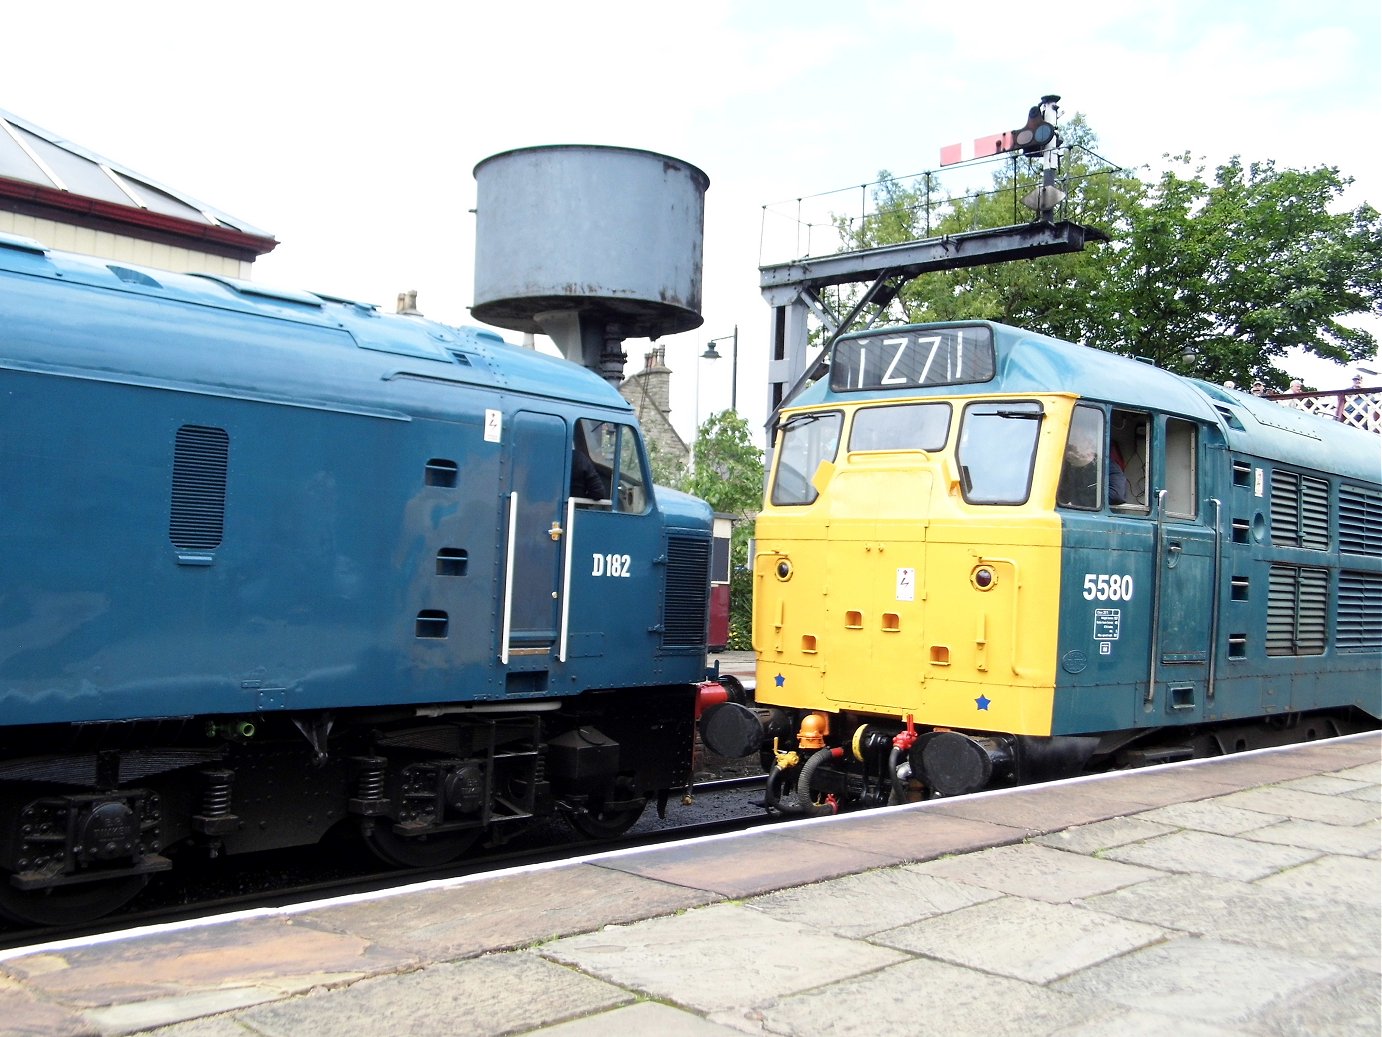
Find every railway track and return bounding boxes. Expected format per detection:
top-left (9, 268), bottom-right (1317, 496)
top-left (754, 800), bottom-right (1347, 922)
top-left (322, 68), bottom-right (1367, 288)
top-left (0, 775), bottom-right (770, 955)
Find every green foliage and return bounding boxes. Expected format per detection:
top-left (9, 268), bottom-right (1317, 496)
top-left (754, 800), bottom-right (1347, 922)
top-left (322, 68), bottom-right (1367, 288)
top-left (831, 117), bottom-right (1382, 389)
top-left (681, 411), bottom-right (765, 515)
top-left (644, 437), bottom-right (688, 489)
top-left (1120, 156), bottom-right (1382, 387)
top-left (683, 411), bottom-right (764, 652)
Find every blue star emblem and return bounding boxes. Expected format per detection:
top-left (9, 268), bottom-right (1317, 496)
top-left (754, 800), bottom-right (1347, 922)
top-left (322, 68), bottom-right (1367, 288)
top-left (775, 673), bottom-right (786, 687)
top-left (975, 694), bottom-right (991, 711)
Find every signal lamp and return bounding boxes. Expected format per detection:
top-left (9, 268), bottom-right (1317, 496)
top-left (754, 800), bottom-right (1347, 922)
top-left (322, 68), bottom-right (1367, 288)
top-left (1011, 94), bottom-right (1061, 156)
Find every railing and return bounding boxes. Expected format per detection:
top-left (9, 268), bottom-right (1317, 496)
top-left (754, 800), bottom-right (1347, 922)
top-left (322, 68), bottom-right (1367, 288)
top-left (1265, 386), bottom-right (1382, 435)
top-left (758, 145), bottom-right (1121, 268)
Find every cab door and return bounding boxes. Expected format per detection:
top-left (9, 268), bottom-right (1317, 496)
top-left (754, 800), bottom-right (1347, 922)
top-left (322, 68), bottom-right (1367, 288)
top-left (1151, 417), bottom-right (1216, 721)
top-left (501, 411), bottom-right (566, 658)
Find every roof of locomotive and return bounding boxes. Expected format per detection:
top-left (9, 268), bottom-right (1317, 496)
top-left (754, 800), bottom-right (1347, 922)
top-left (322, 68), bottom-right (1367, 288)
top-left (799, 320), bottom-right (1379, 485)
top-left (0, 232), bottom-right (631, 417)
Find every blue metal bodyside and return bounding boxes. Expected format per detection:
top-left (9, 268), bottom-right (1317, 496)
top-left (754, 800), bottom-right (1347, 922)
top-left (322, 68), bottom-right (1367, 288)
top-left (1005, 330), bottom-right (1382, 735)
top-left (0, 242), bottom-right (710, 726)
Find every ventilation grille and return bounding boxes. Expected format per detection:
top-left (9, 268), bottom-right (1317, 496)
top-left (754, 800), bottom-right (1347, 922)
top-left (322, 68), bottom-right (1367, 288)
top-left (1337, 571), bottom-right (1382, 651)
top-left (1270, 470), bottom-right (1329, 550)
top-left (169, 425), bottom-right (229, 550)
top-left (1266, 565), bottom-right (1328, 656)
top-left (662, 536), bottom-right (711, 649)
top-left (1339, 484), bottom-right (1382, 556)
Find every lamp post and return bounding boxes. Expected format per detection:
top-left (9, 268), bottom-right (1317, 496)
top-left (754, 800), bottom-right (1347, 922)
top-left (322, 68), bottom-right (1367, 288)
top-left (701, 325), bottom-right (739, 412)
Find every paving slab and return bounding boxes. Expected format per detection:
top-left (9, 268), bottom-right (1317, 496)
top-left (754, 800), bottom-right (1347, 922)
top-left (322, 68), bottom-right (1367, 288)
top-left (1083, 872), bottom-right (1380, 971)
top-left (1244, 817), bottom-right (1382, 856)
top-left (917, 783), bottom-right (1136, 834)
top-left (1271, 736), bottom-right (1381, 768)
top-left (590, 830), bottom-right (897, 899)
top-left (517, 1000), bottom-right (743, 1036)
top-left (908, 841), bottom-right (1163, 902)
top-left (0, 915), bottom-right (416, 1010)
top-left (1077, 768), bottom-right (1252, 807)
top-left (1212, 785), bottom-right (1381, 825)
top-left (1047, 1009), bottom-right (1244, 1036)
top-left (1134, 797), bottom-right (1290, 835)
top-left (1032, 816), bottom-right (1177, 854)
top-left (1342, 783), bottom-right (1382, 804)
top-left (122, 1019), bottom-right (252, 1037)
top-left (1163, 755), bottom-right (1341, 787)
top-left (540, 902), bottom-right (906, 1014)
top-left (83, 987), bottom-right (283, 1037)
top-left (1332, 760), bottom-right (1382, 783)
top-left (1254, 852), bottom-right (1382, 906)
top-left (231, 952), bottom-right (631, 1037)
top-left (745, 866), bottom-right (1002, 938)
top-left (0, 974), bottom-right (97, 1037)
top-left (731, 956), bottom-right (1099, 1037)
top-left (298, 862), bottom-right (717, 960)
top-left (1099, 828), bottom-right (1321, 881)
top-left (790, 804), bottom-right (1026, 860)
top-left (1276, 773), bottom-right (1375, 796)
top-left (1050, 935), bottom-right (1342, 1024)
top-left (1245, 966), bottom-right (1382, 1037)
top-left (870, 895), bottom-right (1171, 983)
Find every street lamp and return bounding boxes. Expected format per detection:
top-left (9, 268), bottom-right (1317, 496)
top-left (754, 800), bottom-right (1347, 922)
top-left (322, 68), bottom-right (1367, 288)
top-left (701, 325), bottom-right (739, 412)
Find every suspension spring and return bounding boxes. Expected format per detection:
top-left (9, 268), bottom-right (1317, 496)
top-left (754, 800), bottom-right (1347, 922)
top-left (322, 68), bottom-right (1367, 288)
top-left (200, 769), bottom-right (234, 818)
top-left (356, 757), bottom-right (387, 800)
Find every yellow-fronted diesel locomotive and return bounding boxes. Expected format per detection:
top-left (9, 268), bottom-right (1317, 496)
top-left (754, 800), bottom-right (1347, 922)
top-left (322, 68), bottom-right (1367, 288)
top-left (700, 321), bottom-right (1381, 812)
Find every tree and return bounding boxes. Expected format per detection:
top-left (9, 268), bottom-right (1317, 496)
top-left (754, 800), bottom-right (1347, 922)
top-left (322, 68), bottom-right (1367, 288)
top-left (831, 118), bottom-right (1382, 388)
top-left (681, 411), bottom-right (764, 651)
top-left (1115, 156), bottom-right (1382, 387)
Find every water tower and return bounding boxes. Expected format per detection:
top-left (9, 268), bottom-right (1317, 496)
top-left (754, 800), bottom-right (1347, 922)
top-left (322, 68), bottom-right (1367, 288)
top-left (472, 145), bottom-right (708, 383)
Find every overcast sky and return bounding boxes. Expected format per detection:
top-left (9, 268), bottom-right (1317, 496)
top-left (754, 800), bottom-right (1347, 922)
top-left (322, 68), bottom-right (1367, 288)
top-left (4, 0), bottom-right (1378, 440)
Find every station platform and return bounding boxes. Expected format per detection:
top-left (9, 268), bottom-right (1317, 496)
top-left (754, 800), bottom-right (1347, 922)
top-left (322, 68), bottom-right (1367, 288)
top-left (1, 731), bottom-right (1376, 1037)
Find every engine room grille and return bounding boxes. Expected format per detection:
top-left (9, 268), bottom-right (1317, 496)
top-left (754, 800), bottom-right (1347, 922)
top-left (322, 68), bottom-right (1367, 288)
top-left (662, 536), bottom-right (710, 649)
top-left (1269, 470), bottom-right (1329, 551)
top-left (1339, 484), bottom-right (1382, 556)
top-left (1337, 571), bottom-right (1382, 651)
top-left (1266, 565), bottom-right (1328, 656)
top-left (169, 425), bottom-right (229, 550)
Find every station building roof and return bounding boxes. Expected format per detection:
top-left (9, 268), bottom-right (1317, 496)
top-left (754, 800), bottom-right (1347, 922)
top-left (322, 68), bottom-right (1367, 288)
top-left (0, 109), bottom-right (277, 275)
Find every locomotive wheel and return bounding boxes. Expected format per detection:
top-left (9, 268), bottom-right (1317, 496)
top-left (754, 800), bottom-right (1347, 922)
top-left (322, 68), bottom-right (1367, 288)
top-left (0, 874), bottom-right (148, 926)
top-left (567, 798), bottom-right (647, 840)
top-left (359, 822), bottom-right (479, 869)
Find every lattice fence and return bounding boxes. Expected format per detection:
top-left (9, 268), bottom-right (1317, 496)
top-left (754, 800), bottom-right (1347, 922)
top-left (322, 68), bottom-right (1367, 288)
top-left (1267, 387), bottom-right (1382, 435)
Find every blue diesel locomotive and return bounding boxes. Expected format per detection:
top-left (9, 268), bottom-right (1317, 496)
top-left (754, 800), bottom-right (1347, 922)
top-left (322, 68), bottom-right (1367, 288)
top-left (702, 320), bottom-right (1380, 812)
top-left (0, 233), bottom-right (715, 923)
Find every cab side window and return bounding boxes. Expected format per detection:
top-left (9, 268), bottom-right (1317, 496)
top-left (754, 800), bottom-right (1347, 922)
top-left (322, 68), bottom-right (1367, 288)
top-left (1057, 405), bottom-right (1106, 510)
top-left (1164, 418), bottom-right (1198, 518)
top-left (571, 418), bottom-right (610, 505)
top-left (572, 419), bottom-right (650, 514)
top-left (614, 426), bottom-right (649, 513)
top-left (1110, 409), bottom-right (1151, 511)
